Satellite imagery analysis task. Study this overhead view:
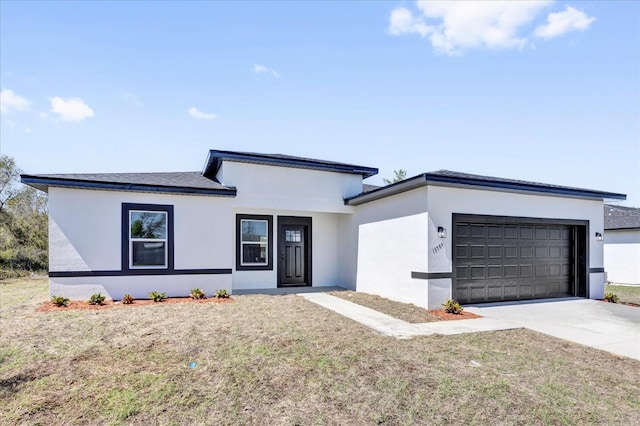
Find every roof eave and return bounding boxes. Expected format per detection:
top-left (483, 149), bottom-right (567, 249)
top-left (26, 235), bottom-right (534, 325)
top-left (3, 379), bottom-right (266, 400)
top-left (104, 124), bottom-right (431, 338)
top-left (424, 175), bottom-right (627, 201)
top-left (20, 175), bottom-right (237, 197)
top-left (205, 149), bottom-right (379, 178)
top-left (345, 174), bottom-right (428, 205)
top-left (345, 173), bottom-right (627, 206)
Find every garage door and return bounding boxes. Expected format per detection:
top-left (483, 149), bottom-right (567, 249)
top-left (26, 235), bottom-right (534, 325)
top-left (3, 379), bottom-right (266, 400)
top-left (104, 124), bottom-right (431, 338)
top-left (454, 218), bottom-right (574, 304)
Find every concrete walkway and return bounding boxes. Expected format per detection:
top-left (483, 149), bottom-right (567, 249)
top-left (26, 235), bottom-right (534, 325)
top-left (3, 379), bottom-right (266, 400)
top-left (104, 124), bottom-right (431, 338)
top-left (299, 293), bottom-right (518, 339)
top-left (300, 293), bottom-right (640, 360)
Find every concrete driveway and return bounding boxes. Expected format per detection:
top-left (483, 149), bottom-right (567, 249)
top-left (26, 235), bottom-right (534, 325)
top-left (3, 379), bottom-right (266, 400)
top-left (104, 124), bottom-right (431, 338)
top-left (465, 298), bottom-right (640, 360)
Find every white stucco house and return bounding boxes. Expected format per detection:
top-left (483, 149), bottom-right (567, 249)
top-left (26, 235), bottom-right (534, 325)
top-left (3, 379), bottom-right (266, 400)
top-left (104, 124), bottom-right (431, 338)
top-left (604, 204), bottom-right (640, 285)
top-left (22, 150), bottom-right (626, 308)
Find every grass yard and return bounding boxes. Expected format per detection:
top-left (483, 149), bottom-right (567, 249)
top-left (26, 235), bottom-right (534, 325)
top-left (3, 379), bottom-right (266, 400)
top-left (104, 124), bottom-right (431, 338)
top-left (1, 278), bottom-right (639, 425)
top-left (605, 284), bottom-right (640, 305)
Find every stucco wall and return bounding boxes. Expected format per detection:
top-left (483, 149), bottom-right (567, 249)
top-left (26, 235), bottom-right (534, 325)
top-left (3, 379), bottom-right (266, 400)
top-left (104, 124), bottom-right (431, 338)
top-left (48, 187), bottom-right (234, 299)
top-left (604, 229), bottom-right (640, 285)
top-left (354, 184), bottom-right (606, 308)
top-left (354, 188), bottom-right (430, 307)
top-left (426, 185), bottom-right (606, 301)
top-left (219, 161), bottom-right (360, 214)
top-left (230, 208), bottom-right (344, 290)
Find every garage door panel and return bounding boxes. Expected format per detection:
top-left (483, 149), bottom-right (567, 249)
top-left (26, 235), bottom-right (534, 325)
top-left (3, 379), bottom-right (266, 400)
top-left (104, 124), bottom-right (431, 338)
top-left (470, 266), bottom-right (486, 279)
top-left (454, 219), bottom-right (574, 304)
top-left (470, 246), bottom-right (485, 258)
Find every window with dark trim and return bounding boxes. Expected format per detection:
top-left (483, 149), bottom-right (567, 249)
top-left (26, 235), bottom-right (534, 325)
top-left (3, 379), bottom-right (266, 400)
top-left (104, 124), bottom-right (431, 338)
top-left (122, 203), bottom-right (174, 272)
top-left (236, 214), bottom-right (273, 270)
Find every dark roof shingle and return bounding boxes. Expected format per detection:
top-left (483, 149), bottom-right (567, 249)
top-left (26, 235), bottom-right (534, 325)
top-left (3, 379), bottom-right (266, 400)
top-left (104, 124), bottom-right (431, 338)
top-left (21, 172), bottom-right (235, 196)
top-left (604, 204), bottom-right (640, 230)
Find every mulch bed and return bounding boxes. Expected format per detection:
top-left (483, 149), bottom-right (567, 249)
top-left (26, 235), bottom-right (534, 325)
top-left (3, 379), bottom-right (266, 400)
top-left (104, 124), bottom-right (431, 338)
top-left (37, 297), bottom-right (234, 312)
top-left (427, 309), bottom-right (481, 321)
top-left (599, 300), bottom-right (639, 308)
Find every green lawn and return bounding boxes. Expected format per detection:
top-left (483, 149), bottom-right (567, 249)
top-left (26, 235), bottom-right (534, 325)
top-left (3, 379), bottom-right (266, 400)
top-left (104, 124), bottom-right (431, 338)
top-left (605, 284), bottom-right (640, 305)
top-left (1, 278), bottom-right (639, 425)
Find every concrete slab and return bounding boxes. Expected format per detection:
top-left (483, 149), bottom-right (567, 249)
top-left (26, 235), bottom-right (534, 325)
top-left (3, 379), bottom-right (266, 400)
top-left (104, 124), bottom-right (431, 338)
top-left (465, 298), bottom-right (640, 360)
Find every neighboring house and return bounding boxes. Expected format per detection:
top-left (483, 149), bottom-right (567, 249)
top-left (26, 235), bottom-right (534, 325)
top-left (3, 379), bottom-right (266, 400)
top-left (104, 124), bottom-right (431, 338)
top-left (604, 204), bottom-right (640, 285)
top-left (22, 150), bottom-right (626, 308)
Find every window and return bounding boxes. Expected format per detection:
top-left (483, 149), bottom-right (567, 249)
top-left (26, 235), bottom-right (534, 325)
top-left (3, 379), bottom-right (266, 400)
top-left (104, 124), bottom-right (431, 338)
top-left (130, 211), bottom-right (167, 268)
top-left (122, 203), bottom-right (174, 272)
top-left (236, 214), bottom-right (273, 270)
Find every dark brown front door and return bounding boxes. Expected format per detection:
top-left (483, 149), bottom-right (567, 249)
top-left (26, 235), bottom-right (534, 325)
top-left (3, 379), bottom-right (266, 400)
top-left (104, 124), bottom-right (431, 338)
top-left (278, 217), bottom-right (311, 287)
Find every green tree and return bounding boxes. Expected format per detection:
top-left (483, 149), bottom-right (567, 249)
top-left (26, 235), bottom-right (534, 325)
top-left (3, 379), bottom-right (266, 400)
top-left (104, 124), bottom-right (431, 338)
top-left (383, 169), bottom-right (407, 185)
top-left (0, 155), bottom-right (22, 212)
top-left (0, 155), bottom-right (48, 276)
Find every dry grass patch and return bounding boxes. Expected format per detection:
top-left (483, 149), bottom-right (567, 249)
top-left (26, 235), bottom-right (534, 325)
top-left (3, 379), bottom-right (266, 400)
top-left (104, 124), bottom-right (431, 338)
top-left (605, 284), bottom-right (640, 306)
top-left (1, 279), bottom-right (639, 425)
top-left (331, 290), bottom-right (479, 322)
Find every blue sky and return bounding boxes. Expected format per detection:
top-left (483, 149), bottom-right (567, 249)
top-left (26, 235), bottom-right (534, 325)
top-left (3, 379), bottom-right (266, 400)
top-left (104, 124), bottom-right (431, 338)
top-left (1, 1), bottom-right (638, 206)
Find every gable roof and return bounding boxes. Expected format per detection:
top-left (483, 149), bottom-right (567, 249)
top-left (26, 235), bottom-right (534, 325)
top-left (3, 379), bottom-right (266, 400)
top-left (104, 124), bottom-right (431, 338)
top-left (604, 204), bottom-right (640, 230)
top-left (345, 170), bottom-right (627, 206)
top-left (21, 172), bottom-right (236, 197)
top-left (202, 149), bottom-right (378, 179)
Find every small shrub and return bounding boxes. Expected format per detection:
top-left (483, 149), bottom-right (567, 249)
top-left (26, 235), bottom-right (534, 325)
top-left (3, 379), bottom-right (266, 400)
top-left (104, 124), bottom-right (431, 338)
top-left (122, 293), bottom-right (134, 304)
top-left (215, 289), bottom-right (230, 299)
top-left (51, 295), bottom-right (70, 307)
top-left (88, 292), bottom-right (106, 305)
top-left (442, 299), bottom-right (463, 314)
top-left (149, 291), bottom-right (167, 302)
top-left (190, 288), bottom-right (207, 300)
top-left (604, 292), bottom-right (619, 303)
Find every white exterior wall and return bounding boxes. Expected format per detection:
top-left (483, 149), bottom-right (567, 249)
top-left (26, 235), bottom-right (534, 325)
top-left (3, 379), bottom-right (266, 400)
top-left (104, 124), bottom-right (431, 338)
top-left (426, 185), bottom-right (606, 302)
top-left (604, 229), bottom-right (640, 285)
top-left (48, 187), bottom-right (233, 300)
top-left (46, 161), bottom-right (363, 300)
top-left (354, 188), bottom-right (430, 307)
top-left (230, 208), bottom-right (345, 290)
top-left (220, 162), bottom-right (361, 213)
top-left (353, 184), bottom-right (606, 309)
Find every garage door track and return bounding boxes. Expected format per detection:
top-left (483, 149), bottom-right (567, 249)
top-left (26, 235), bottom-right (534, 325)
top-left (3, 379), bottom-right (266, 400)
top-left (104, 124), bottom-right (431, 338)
top-left (464, 298), bottom-right (640, 360)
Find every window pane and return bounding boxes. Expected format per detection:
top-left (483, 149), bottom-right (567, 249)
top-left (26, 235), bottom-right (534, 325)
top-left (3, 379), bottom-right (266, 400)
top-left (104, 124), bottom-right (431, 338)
top-left (285, 230), bottom-right (301, 242)
top-left (132, 241), bottom-right (166, 267)
top-left (131, 211), bottom-right (166, 239)
top-left (241, 220), bottom-right (267, 242)
top-left (242, 243), bottom-right (267, 264)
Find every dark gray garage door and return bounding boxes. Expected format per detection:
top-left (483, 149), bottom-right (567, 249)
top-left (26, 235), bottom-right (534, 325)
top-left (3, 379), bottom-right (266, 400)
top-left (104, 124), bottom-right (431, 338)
top-left (454, 218), bottom-right (574, 304)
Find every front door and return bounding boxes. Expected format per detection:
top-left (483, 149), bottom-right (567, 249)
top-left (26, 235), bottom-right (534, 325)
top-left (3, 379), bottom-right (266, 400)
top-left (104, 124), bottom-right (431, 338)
top-left (278, 217), bottom-right (311, 287)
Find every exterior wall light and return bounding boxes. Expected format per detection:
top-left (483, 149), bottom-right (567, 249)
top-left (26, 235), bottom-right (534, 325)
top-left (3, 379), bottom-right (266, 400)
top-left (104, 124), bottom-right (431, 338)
top-left (437, 226), bottom-right (447, 238)
top-left (595, 232), bottom-right (604, 241)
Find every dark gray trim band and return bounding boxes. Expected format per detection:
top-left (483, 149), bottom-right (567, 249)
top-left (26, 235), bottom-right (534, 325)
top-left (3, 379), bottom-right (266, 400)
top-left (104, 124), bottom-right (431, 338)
top-left (49, 269), bottom-right (232, 278)
top-left (411, 271), bottom-right (453, 280)
top-left (21, 175), bottom-right (237, 197)
top-left (589, 268), bottom-right (605, 273)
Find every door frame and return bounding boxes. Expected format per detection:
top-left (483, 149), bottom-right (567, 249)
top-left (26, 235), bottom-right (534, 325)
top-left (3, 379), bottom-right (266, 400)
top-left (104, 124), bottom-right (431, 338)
top-left (277, 216), bottom-right (312, 288)
top-left (451, 213), bottom-right (589, 303)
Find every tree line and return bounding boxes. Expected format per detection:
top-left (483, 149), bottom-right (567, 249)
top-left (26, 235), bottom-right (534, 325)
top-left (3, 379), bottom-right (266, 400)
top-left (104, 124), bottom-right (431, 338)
top-left (0, 155), bottom-right (48, 278)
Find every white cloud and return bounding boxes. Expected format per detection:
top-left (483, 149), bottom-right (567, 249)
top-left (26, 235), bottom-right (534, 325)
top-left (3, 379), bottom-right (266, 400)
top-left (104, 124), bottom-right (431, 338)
top-left (388, 1), bottom-right (594, 55)
top-left (50, 97), bottom-right (94, 122)
top-left (1, 89), bottom-right (30, 113)
top-left (388, 7), bottom-right (431, 37)
top-left (535, 6), bottom-right (596, 39)
top-left (253, 64), bottom-right (279, 78)
top-left (188, 107), bottom-right (217, 120)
